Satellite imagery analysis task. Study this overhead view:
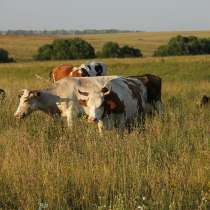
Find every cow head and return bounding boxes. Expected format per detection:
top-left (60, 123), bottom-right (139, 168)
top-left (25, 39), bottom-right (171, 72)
top-left (77, 87), bottom-right (124, 123)
top-left (14, 89), bottom-right (42, 119)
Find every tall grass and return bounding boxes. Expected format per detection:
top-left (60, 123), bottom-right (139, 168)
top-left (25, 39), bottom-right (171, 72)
top-left (0, 57), bottom-right (209, 209)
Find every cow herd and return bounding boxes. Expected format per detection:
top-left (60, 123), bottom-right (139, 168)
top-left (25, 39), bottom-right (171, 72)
top-left (0, 61), bottom-right (209, 135)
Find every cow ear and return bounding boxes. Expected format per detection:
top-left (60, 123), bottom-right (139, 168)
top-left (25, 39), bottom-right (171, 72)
top-left (106, 100), bottom-right (117, 110)
top-left (79, 99), bottom-right (87, 106)
top-left (33, 91), bottom-right (41, 97)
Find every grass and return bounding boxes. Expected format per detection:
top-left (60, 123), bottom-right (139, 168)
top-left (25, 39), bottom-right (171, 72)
top-left (0, 32), bottom-right (210, 209)
top-left (1, 30), bottom-right (210, 61)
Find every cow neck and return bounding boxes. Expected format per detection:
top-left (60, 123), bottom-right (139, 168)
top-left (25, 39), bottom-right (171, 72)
top-left (38, 88), bottom-right (61, 116)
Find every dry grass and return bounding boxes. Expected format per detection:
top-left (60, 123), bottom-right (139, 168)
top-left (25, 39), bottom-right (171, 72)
top-left (0, 55), bottom-right (209, 209)
top-left (1, 30), bottom-right (210, 61)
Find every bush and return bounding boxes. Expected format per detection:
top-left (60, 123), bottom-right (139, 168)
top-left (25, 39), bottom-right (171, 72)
top-left (101, 42), bottom-right (121, 58)
top-left (119, 45), bottom-right (142, 58)
top-left (35, 38), bottom-right (95, 60)
top-left (100, 42), bottom-right (142, 58)
top-left (0, 48), bottom-right (14, 63)
top-left (154, 35), bottom-right (210, 57)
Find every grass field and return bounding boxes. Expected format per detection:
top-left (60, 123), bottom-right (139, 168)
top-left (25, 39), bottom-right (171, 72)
top-left (0, 31), bottom-right (210, 209)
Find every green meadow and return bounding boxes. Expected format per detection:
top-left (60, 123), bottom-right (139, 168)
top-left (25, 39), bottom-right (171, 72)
top-left (0, 31), bottom-right (209, 209)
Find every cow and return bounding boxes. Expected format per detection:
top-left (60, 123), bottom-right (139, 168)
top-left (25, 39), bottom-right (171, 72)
top-left (0, 89), bottom-right (5, 101)
top-left (50, 61), bottom-right (107, 82)
top-left (200, 95), bottom-right (210, 107)
top-left (54, 74), bottom-right (162, 134)
top-left (76, 76), bottom-right (147, 134)
top-left (49, 64), bottom-right (74, 82)
top-left (14, 76), bottom-right (119, 128)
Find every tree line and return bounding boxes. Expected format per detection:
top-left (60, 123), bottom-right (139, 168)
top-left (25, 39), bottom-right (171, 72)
top-left (0, 29), bottom-right (138, 36)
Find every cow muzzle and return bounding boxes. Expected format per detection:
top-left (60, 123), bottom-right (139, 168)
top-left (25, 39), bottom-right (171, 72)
top-left (14, 112), bottom-right (26, 119)
top-left (88, 117), bottom-right (98, 123)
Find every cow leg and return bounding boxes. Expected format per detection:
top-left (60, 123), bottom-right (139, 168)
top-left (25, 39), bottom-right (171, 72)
top-left (136, 112), bottom-right (145, 133)
top-left (97, 120), bottom-right (104, 136)
top-left (66, 102), bottom-right (79, 129)
top-left (97, 117), bottom-right (111, 136)
top-left (115, 114), bottom-right (125, 136)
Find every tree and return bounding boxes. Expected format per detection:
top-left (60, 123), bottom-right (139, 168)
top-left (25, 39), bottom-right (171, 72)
top-left (120, 45), bottom-right (142, 57)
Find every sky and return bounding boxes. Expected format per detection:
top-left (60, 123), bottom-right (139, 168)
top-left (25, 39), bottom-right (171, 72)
top-left (1, 0), bottom-right (210, 31)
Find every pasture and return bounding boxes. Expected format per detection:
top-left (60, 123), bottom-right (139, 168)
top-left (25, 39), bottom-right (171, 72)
top-left (0, 32), bottom-right (210, 209)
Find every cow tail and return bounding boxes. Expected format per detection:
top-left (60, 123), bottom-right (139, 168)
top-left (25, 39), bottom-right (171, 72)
top-left (49, 70), bottom-right (53, 81)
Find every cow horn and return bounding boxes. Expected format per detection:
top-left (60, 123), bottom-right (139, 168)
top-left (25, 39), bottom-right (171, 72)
top-left (78, 89), bottom-right (89, 96)
top-left (35, 74), bottom-right (51, 83)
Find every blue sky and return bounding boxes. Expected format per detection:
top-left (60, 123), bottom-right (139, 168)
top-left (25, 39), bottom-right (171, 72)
top-left (1, 0), bottom-right (210, 31)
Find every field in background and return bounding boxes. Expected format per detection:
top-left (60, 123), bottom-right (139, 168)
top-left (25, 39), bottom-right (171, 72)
top-left (0, 32), bottom-right (210, 209)
top-left (0, 30), bottom-right (210, 61)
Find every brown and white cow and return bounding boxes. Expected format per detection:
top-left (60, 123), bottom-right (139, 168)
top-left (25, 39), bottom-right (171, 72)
top-left (14, 76), bottom-right (119, 128)
top-left (50, 61), bottom-right (107, 82)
